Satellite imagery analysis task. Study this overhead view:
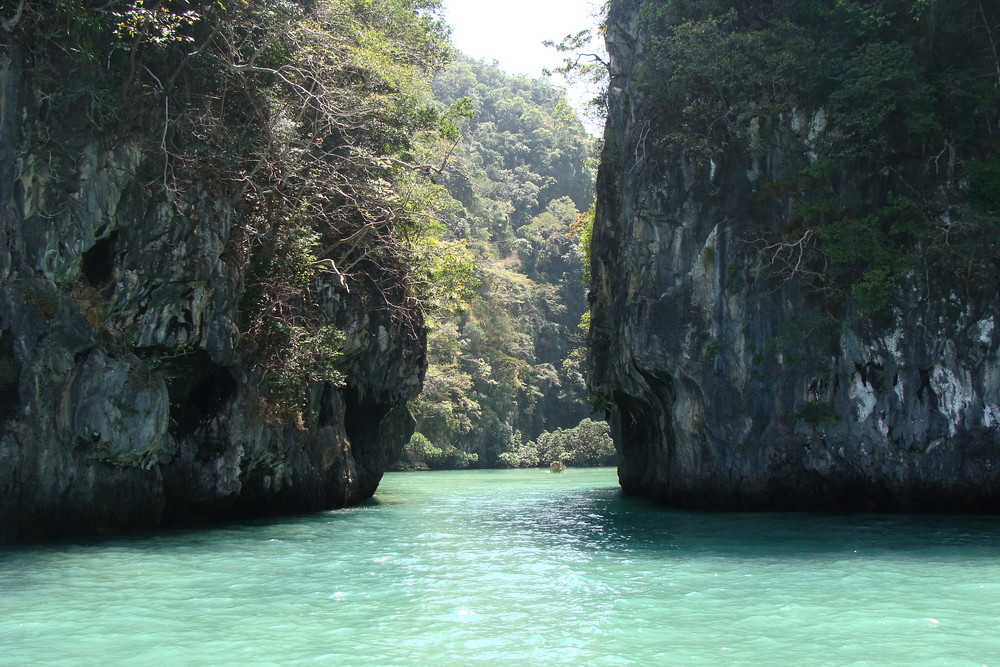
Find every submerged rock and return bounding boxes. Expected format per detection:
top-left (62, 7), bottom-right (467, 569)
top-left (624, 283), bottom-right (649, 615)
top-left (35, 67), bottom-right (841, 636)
top-left (589, 0), bottom-right (1000, 511)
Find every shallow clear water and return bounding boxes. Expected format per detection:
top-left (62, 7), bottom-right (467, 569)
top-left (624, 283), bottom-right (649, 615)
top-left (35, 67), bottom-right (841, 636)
top-left (3, 468), bottom-right (1000, 665)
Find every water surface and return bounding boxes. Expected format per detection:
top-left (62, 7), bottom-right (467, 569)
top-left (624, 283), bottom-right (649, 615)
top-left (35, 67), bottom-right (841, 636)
top-left (3, 468), bottom-right (1000, 665)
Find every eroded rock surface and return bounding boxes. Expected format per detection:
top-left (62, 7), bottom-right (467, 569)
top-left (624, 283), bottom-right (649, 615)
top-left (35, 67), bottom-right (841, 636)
top-left (0, 45), bottom-right (424, 543)
top-left (589, 0), bottom-right (1000, 510)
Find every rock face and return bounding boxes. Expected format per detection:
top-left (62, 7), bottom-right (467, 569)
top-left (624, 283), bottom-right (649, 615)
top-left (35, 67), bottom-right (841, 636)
top-left (0, 44), bottom-right (424, 543)
top-left (589, 0), bottom-right (1000, 510)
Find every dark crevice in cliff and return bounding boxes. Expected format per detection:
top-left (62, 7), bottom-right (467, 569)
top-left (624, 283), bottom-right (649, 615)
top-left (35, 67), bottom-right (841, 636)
top-left (82, 231), bottom-right (118, 288)
top-left (136, 347), bottom-right (237, 439)
top-left (317, 382), bottom-right (339, 427)
top-left (614, 372), bottom-right (676, 498)
top-left (172, 369), bottom-right (237, 439)
top-left (854, 362), bottom-right (885, 391)
top-left (344, 388), bottom-right (390, 472)
top-left (917, 368), bottom-right (932, 403)
top-left (0, 331), bottom-right (20, 424)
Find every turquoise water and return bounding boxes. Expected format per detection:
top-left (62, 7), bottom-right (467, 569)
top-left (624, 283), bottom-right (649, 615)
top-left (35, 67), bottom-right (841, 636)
top-left (2, 468), bottom-right (1000, 665)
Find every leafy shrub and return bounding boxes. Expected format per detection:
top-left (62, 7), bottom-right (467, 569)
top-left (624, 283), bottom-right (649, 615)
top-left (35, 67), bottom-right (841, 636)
top-left (505, 418), bottom-right (617, 468)
top-left (797, 401), bottom-right (839, 425)
top-left (401, 432), bottom-right (479, 469)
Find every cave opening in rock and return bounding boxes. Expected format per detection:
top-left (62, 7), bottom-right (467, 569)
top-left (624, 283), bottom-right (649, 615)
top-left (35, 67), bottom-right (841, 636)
top-left (317, 383), bottom-right (339, 427)
top-left (152, 350), bottom-right (237, 438)
top-left (174, 366), bottom-right (237, 436)
top-left (82, 231), bottom-right (119, 288)
top-left (614, 389), bottom-right (662, 496)
top-left (344, 389), bottom-right (389, 463)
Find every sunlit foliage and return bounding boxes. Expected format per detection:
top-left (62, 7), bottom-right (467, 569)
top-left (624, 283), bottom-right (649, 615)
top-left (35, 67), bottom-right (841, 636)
top-left (399, 57), bottom-right (605, 469)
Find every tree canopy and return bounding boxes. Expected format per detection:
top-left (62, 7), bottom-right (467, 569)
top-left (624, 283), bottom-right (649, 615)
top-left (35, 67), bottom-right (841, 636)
top-left (397, 56), bottom-right (608, 470)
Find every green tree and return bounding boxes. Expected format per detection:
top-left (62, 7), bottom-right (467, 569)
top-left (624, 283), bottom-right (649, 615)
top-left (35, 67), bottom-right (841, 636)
top-left (401, 56), bottom-right (603, 469)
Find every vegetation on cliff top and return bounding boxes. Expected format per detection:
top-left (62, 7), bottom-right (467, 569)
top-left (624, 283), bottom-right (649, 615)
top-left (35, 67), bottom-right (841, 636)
top-left (4, 0), bottom-right (476, 420)
top-left (628, 0), bottom-right (1000, 318)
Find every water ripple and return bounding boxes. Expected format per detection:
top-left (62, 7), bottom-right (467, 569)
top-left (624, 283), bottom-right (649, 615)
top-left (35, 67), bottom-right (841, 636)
top-left (3, 468), bottom-right (1000, 665)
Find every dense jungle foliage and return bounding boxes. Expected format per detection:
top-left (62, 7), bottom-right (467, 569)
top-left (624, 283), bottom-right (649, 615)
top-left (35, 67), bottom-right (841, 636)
top-left (395, 57), bottom-right (614, 470)
top-left (2, 0), bottom-right (469, 419)
top-left (630, 0), bottom-right (1000, 319)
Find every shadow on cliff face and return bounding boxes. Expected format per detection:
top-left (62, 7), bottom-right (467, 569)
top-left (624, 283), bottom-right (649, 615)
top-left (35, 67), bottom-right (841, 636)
top-left (134, 347), bottom-right (237, 439)
top-left (344, 388), bottom-right (392, 484)
top-left (170, 363), bottom-right (238, 440)
top-left (81, 231), bottom-right (118, 289)
top-left (613, 372), bottom-right (676, 498)
top-left (0, 330), bottom-right (20, 426)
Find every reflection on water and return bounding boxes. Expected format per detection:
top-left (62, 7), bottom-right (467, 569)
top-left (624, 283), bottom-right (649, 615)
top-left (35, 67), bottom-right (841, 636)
top-left (2, 467), bottom-right (1000, 665)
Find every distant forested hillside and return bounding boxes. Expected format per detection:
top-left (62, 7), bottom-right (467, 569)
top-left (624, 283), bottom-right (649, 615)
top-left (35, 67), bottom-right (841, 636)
top-left (396, 56), bottom-right (614, 469)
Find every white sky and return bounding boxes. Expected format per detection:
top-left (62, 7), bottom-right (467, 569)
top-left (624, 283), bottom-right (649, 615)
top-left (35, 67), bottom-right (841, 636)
top-left (441, 0), bottom-right (605, 132)
top-left (441, 0), bottom-right (602, 78)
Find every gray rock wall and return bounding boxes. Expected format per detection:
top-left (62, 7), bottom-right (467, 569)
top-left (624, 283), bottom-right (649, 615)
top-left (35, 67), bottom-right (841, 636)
top-left (588, 0), bottom-right (1000, 510)
top-left (0, 44), bottom-right (424, 542)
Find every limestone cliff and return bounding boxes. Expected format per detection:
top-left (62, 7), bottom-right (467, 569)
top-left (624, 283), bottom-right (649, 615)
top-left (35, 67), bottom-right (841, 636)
top-left (0, 4), bottom-right (430, 542)
top-left (590, 0), bottom-right (1000, 510)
